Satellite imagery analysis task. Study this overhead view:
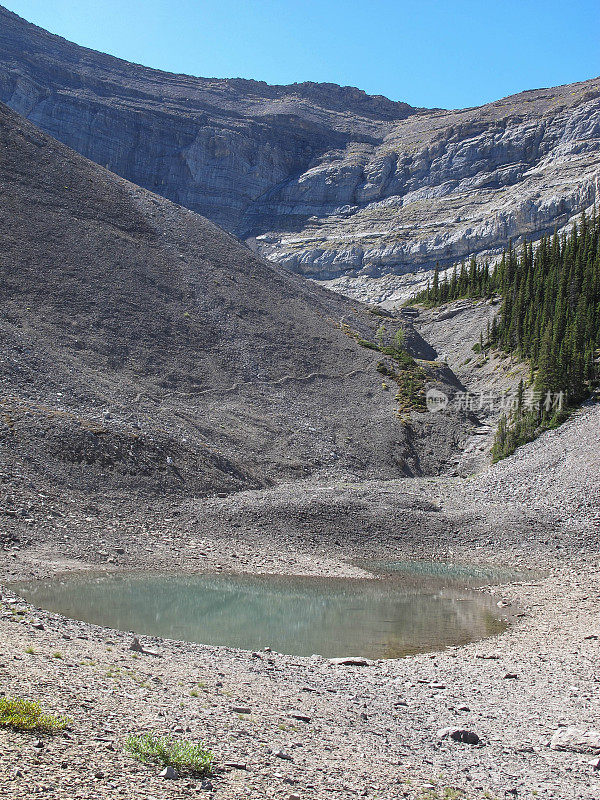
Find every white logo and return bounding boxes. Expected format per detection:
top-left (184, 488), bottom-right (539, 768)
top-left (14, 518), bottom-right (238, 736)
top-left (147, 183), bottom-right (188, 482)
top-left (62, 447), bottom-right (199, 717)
top-left (426, 388), bottom-right (449, 413)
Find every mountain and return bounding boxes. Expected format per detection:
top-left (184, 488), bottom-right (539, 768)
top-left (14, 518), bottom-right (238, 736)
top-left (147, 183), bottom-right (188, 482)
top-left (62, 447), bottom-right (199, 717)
top-left (1, 5), bottom-right (598, 285)
top-left (0, 100), bottom-right (475, 498)
top-left (0, 5), bottom-right (418, 235)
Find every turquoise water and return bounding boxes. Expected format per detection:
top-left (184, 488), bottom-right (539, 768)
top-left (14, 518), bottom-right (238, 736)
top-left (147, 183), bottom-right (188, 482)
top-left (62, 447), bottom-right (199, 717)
top-left (15, 568), bottom-right (508, 659)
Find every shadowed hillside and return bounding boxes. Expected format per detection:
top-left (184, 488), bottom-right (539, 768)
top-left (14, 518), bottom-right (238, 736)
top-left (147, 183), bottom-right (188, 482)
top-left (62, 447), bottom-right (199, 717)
top-left (0, 101), bottom-right (473, 497)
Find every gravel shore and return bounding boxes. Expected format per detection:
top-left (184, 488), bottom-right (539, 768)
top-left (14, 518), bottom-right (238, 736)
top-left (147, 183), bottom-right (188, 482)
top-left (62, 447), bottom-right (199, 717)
top-left (1, 404), bottom-right (599, 800)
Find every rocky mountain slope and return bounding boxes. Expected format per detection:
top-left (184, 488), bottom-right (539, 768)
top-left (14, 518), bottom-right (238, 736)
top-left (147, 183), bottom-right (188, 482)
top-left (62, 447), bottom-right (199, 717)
top-left (0, 100), bottom-right (479, 500)
top-left (1, 4), bottom-right (598, 288)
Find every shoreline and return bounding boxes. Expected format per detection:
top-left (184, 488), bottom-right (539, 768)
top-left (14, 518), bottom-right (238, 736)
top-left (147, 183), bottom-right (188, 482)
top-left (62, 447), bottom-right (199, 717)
top-left (2, 495), bottom-right (599, 800)
top-left (4, 554), bottom-right (520, 665)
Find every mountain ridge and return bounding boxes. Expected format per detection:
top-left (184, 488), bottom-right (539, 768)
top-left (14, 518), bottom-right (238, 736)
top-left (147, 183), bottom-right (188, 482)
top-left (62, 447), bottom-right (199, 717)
top-left (1, 5), bottom-right (598, 287)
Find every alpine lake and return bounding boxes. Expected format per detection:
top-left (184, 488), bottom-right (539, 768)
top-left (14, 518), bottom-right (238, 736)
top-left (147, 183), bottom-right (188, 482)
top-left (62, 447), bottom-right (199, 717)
top-left (13, 561), bottom-right (516, 659)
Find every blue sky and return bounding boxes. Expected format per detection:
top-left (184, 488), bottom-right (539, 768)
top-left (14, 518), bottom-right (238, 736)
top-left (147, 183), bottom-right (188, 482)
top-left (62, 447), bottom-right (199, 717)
top-left (5, 0), bottom-right (599, 109)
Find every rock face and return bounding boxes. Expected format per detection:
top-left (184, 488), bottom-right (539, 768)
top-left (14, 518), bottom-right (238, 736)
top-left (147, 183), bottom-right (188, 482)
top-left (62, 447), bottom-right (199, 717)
top-left (0, 5), bottom-right (417, 238)
top-left (0, 5), bottom-right (598, 284)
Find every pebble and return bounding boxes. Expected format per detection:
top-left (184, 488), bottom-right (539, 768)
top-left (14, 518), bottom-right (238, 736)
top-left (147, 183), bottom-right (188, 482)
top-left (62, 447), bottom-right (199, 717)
top-left (160, 765), bottom-right (178, 779)
top-left (438, 728), bottom-right (481, 745)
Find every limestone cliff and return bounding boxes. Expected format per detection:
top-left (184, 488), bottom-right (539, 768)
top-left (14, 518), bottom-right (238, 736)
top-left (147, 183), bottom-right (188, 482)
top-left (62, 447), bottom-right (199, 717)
top-left (1, 5), bottom-right (598, 284)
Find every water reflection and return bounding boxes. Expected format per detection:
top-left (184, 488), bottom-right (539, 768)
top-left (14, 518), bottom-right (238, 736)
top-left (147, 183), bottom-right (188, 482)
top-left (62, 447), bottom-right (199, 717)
top-left (15, 570), bottom-right (507, 659)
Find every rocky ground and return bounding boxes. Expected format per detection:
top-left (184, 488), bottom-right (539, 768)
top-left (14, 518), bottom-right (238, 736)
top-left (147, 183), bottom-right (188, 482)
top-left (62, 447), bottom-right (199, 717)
top-left (1, 402), bottom-right (600, 800)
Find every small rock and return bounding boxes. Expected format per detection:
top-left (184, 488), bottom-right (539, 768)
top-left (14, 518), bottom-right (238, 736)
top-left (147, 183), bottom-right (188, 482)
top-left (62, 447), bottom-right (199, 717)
top-left (231, 706), bottom-right (251, 715)
top-left (550, 727), bottom-right (600, 754)
top-left (32, 739), bottom-right (44, 749)
top-left (503, 673), bottom-right (519, 679)
top-left (438, 727), bottom-right (480, 745)
top-left (128, 636), bottom-right (160, 657)
top-left (289, 713), bottom-right (311, 723)
top-left (274, 749), bottom-right (293, 761)
top-left (330, 657), bottom-right (369, 666)
top-left (224, 761), bottom-right (247, 770)
top-left (160, 765), bottom-right (178, 779)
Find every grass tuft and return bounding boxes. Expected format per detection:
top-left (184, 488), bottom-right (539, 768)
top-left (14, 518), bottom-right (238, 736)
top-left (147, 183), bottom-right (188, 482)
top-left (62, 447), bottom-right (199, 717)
top-left (0, 696), bottom-right (69, 733)
top-left (125, 732), bottom-right (213, 774)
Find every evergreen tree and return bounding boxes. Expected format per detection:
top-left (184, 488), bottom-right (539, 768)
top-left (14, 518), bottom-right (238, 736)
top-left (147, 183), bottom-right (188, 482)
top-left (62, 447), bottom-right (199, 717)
top-left (412, 209), bottom-right (600, 460)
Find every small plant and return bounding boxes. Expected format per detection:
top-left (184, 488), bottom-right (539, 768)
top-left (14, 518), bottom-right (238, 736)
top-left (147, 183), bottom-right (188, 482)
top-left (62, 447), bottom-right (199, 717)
top-left (52, 652), bottom-right (63, 659)
top-left (356, 337), bottom-right (379, 351)
top-left (125, 733), bottom-right (213, 775)
top-left (24, 645), bottom-right (36, 655)
top-left (0, 696), bottom-right (69, 733)
top-left (444, 788), bottom-right (466, 799)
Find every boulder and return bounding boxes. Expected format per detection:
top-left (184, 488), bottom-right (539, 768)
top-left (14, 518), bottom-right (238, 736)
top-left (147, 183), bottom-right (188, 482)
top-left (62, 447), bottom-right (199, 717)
top-left (550, 727), bottom-right (600, 754)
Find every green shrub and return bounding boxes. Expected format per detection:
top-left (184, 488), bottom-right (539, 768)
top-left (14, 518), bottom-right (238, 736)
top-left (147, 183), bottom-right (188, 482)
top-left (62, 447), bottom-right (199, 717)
top-left (0, 696), bottom-right (69, 733)
top-left (125, 732), bottom-right (213, 774)
top-left (356, 338), bottom-right (380, 351)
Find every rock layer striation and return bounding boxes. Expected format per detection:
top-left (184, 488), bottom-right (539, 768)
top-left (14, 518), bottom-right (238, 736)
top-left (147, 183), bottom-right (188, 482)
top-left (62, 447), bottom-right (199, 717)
top-left (1, 5), bottom-right (598, 283)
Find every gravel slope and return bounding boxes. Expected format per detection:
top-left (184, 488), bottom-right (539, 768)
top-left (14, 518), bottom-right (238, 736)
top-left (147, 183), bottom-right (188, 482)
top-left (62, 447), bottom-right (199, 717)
top-left (0, 99), bottom-right (477, 499)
